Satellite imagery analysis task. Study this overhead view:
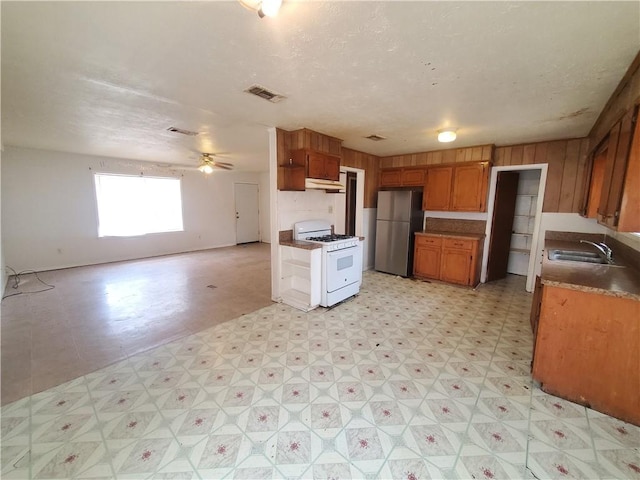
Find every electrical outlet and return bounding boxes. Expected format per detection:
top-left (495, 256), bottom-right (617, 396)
top-left (328, 205), bottom-right (333, 214)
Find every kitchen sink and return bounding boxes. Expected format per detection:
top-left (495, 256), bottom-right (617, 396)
top-left (547, 249), bottom-right (623, 266)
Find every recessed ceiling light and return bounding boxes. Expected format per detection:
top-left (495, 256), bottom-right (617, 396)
top-left (437, 129), bottom-right (457, 143)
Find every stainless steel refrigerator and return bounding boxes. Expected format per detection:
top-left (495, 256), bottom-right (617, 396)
top-left (375, 190), bottom-right (424, 277)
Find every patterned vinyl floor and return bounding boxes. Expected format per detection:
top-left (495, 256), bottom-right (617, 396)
top-left (1, 272), bottom-right (638, 479)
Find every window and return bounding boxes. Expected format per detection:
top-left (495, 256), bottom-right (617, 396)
top-left (94, 173), bottom-right (183, 237)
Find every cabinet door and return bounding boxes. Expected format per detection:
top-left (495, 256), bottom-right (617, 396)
top-left (440, 248), bottom-right (473, 285)
top-left (307, 152), bottom-right (326, 179)
top-left (452, 162), bottom-right (489, 211)
top-left (379, 169), bottom-right (403, 187)
top-left (402, 168), bottom-right (426, 186)
top-left (530, 275), bottom-right (543, 336)
top-left (414, 236), bottom-right (442, 279)
top-left (598, 107), bottom-right (637, 228)
top-left (618, 109), bottom-right (640, 231)
top-left (423, 166), bottom-right (453, 210)
top-left (324, 155), bottom-right (341, 181)
top-left (414, 246), bottom-right (441, 279)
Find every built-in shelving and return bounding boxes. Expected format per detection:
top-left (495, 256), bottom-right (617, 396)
top-left (508, 171), bottom-right (541, 276)
top-left (280, 246), bottom-right (322, 312)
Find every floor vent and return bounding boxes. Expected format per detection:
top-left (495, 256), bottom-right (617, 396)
top-left (366, 134), bottom-right (386, 141)
top-left (244, 84), bottom-right (286, 103)
top-left (167, 127), bottom-right (199, 136)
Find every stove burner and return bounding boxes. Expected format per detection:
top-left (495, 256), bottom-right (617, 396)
top-left (306, 234), bottom-right (355, 242)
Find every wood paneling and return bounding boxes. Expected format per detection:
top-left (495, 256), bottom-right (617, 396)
top-left (341, 147), bottom-right (380, 208)
top-left (380, 144), bottom-right (493, 169)
top-left (495, 138), bottom-right (590, 213)
top-left (277, 128), bottom-right (380, 207)
top-left (590, 50), bottom-right (640, 148)
top-left (543, 141), bottom-right (567, 212)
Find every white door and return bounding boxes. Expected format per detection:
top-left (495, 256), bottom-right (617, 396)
top-left (235, 183), bottom-right (260, 244)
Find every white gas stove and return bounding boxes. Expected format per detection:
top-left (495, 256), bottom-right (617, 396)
top-left (294, 220), bottom-right (362, 307)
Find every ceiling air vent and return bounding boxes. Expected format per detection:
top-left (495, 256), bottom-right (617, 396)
top-left (166, 127), bottom-right (199, 136)
top-left (366, 134), bottom-right (386, 141)
top-left (244, 84), bottom-right (286, 103)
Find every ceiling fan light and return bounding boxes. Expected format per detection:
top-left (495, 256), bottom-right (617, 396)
top-left (198, 163), bottom-right (214, 174)
top-left (437, 129), bottom-right (457, 143)
top-left (260, 0), bottom-right (281, 17)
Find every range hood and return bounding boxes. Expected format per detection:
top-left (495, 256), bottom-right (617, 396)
top-left (305, 178), bottom-right (345, 191)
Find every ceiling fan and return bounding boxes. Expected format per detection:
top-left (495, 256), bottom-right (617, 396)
top-left (197, 153), bottom-right (233, 174)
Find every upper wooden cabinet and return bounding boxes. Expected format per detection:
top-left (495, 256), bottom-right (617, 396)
top-left (303, 150), bottom-right (340, 181)
top-left (278, 152), bottom-right (306, 191)
top-left (379, 168), bottom-right (403, 187)
top-left (422, 161), bottom-right (490, 212)
top-left (379, 167), bottom-right (426, 188)
top-left (293, 149), bottom-right (340, 181)
top-left (451, 162), bottom-right (490, 211)
top-left (583, 105), bottom-right (639, 231)
top-left (423, 166), bottom-right (453, 210)
top-left (402, 168), bottom-right (426, 186)
top-left (279, 148), bottom-right (341, 191)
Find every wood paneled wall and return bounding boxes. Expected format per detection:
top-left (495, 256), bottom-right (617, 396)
top-left (494, 138), bottom-right (590, 213)
top-left (277, 128), bottom-right (342, 161)
top-left (380, 145), bottom-right (493, 168)
top-left (285, 128), bottom-right (342, 156)
top-left (589, 50), bottom-right (640, 148)
top-left (277, 128), bottom-right (381, 208)
top-left (341, 147), bottom-right (380, 208)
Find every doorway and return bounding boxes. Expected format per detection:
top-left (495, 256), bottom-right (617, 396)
top-left (481, 165), bottom-right (547, 292)
top-left (235, 183), bottom-right (260, 244)
top-left (345, 172), bottom-right (357, 236)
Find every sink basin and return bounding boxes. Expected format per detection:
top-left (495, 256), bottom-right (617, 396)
top-left (547, 249), bottom-right (623, 266)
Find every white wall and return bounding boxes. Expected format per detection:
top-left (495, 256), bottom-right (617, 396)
top-left (277, 190), bottom-right (336, 231)
top-left (610, 231), bottom-right (640, 252)
top-left (2, 146), bottom-right (267, 272)
top-left (259, 172), bottom-right (271, 243)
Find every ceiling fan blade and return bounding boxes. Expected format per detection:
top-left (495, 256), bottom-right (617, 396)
top-left (214, 163), bottom-right (233, 170)
top-left (213, 161), bottom-right (233, 167)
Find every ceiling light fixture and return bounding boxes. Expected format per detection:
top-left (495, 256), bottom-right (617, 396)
top-left (198, 157), bottom-right (214, 174)
top-left (437, 129), bottom-right (457, 143)
top-left (259, 0), bottom-right (282, 17)
top-left (239, 0), bottom-right (282, 18)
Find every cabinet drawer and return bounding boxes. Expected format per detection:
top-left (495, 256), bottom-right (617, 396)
top-left (416, 235), bottom-right (442, 247)
top-left (443, 238), bottom-right (474, 250)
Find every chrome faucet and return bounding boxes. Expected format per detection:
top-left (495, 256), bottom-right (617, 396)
top-left (580, 240), bottom-right (613, 264)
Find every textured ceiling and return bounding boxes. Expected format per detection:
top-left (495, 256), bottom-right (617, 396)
top-left (2, 1), bottom-right (639, 172)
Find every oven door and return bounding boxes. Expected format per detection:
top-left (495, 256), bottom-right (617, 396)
top-left (325, 244), bottom-right (362, 293)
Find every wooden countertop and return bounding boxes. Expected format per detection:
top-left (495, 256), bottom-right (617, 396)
top-left (416, 231), bottom-right (485, 240)
top-left (541, 239), bottom-right (640, 300)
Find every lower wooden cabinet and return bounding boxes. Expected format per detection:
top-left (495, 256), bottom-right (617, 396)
top-left (413, 234), bottom-right (483, 286)
top-left (532, 284), bottom-right (639, 425)
top-left (414, 235), bottom-right (442, 279)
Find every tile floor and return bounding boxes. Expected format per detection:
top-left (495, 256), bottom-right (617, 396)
top-left (2, 271), bottom-right (639, 479)
top-left (1, 243), bottom-right (272, 405)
